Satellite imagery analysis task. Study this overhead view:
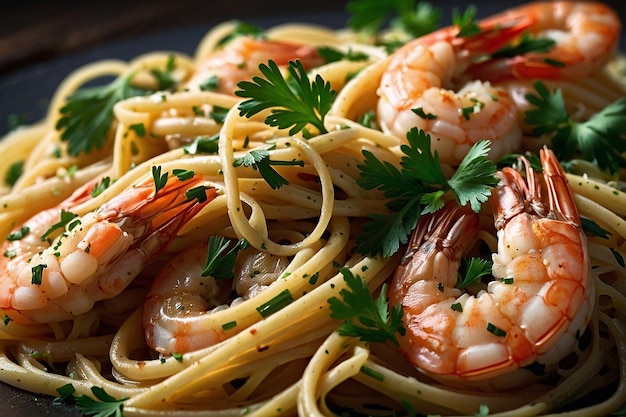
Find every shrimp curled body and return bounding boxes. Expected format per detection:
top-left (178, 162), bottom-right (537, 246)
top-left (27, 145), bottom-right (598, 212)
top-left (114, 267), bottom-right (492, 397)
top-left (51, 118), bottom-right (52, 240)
top-left (389, 148), bottom-right (592, 387)
top-left (377, 17), bottom-right (532, 166)
top-left (469, 1), bottom-right (622, 82)
top-left (143, 240), bottom-right (289, 355)
top-left (185, 35), bottom-right (325, 95)
top-left (0, 174), bottom-right (215, 326)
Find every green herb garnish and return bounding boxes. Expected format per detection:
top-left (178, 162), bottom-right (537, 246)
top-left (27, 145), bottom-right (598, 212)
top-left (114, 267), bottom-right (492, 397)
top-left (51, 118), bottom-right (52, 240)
top-left (235, 59), bottom-right (336, 136)
top-left (40, 209), bottom-right (79, 241)
top-left (328, 268), bottom-right (405, 346)
top-left (74, 386), bottom-right (127, 417)
top-left (31, 264), bottom-right (47, 285)
top-left (524, 80), bottom-right (626, 175)
top-left (233, 147), bottom-right (305, 190)
top-left (202, 236), bottom-right (249, 279)
top-left (346, 0), bottom-right (442, 39)
top-left (492, 32), bottom-right (556, 58)
top-left (457, 257), bottom-right (492, 289)
top-left (55, 74), bottom-right (151, 156)
top-left (257, 289), bottom-right (294, 318)
top-left (317, 46), bottom-right (370, 63)
top-left (4, 161), bottom-right (23, 187)
top-left (149, 54), bottom-right (178, 90)
top-left (151, 165), bottom-right (169, 194)
top-left (452, 5), bottom-right (481, 37)
top-left (356, 128), bottom-right (498, 257)
top-left (183, 134), bottom-right (220, 155)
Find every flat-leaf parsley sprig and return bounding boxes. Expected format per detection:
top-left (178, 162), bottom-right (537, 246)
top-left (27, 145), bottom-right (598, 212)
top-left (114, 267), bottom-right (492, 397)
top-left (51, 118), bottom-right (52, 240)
top-left (56, 58), bottom-right (180, 157)
top-left (328, 268), bottom-right (405, 346)
top-left (524, 80), bottom-right (626, 175)
top-left (55, 74), bottom-right (151, 156)
top-left (346, 0), bottom-right (442, 40)
top-left (235, 59), bottom-right (336, 136)
top-left (356, 127), bottom-right (498, 257)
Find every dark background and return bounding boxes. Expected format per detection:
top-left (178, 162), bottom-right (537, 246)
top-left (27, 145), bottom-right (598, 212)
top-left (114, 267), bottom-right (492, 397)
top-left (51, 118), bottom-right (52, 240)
top-left (0, 1), bottom-right (625, 414)
top-left (0, 0), bottom-right (625, 135)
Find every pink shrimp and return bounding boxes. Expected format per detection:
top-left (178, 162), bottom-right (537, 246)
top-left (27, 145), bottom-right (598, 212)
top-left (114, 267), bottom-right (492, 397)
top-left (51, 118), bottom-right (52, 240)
top-left (389, 148), bottom-right (592, 386)
top-left (0, 171), bottom-right (216, 326)
top-left (143, 239), bottom-right (289, 355)
top-left (185, 35), bottom-right (325, 95)
top-left (377, 15), bottom-right (532, 166)
top-left (468, 1), bottom-right (622, 82)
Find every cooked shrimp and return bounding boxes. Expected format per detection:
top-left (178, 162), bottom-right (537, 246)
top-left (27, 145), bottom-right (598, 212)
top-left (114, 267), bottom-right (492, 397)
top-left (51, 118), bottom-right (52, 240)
top-left (377, 19), bottom-right (530, 166)
top-left (389, 148), bottom-right (592, 387)
top-left (185, 35), bottom-right (325, 95)
top-left (469, 1), bottom-right (622, 81)
top-left (0, 172), bottom-right (216, 326)
top-left (143, 239), bottom-right (289, 355)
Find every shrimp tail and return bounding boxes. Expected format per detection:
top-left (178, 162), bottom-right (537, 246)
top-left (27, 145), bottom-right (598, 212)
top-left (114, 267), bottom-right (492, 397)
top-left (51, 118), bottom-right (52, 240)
top-left (540, 147), bottom-right (581, 226)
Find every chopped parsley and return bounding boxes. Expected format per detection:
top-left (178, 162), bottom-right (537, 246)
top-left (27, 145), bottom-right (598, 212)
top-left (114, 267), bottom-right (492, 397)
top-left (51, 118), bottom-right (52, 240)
top-left (90, 177), bottom-right (112, 198)
top-left (40, 209), bottom-right (80, 241)
top-left (55, 74), bottom-right (152, 156)
top-left (216, 20), bottom-right (265, 47)
top-left (183, 134), bottom-right (220, 155)
top-left (151, 165), bottom-right (169, 194)
top-left (492, 32), bottom-right (556, 58)
top-left (317, 46), bottom-right (370, 63)
top-left (7, 226), bottom-right (30, 241)
top-left (74, 386), bottom-right (127, 417)
top-left (233, 147), bottom-right (305, 190)
top-left (457, 258), bottom-right (492, 289)
top-left (31, 264), bottom-right (47, 285)
top-left (4, 160), bottom-right (23, 187)
top-left (202, 236), bottom-right (249, 279)
top-left (149, 54), bottom-right (178, 90)
top-left (452, 5), bottom-right (481, 38)
top-left (256, 289), bottom-right (294, 318)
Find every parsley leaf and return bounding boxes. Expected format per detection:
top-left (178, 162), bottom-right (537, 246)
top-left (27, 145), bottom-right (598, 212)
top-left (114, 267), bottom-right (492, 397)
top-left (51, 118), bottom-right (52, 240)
top-left (151, 165), bottom-right (169, 194)
top-left (452, 5), bottom-right (481, 37)
top-left (202, 236), bottom-right (249, 279)
top-left (40, 209), bottom-right (79, 241)
top-left (235, 59), bottom-right (336, 136)
top-left (492, 32), bottom-right (556, 58)
top-left (457, 257), bottom-right (493, 289)
top-left (347, 0), bottom-right (442, 39)
top-left (328, 268), bottom-right (405, 346)
top-left (91, 177), bottom-right (112, 198)
top-left (216, 20), bottom-right (265, 47)
top-left (183, 134), bottom-right (220, 155)
top-left (55, 74), bottom-right (151, 156)
top-left (4, 161), bottom-right (23, 187)
top-left (524, 80), bottom-right (626, 174)
top-left (74, 386), bottom-right (126, 417)
top-left (356, 128), bottom-right (498, 257)
top-left (149, 54), bottom-right (177, 90)
top-left (233, 147), bottom-right (304, 190)
top-left (448, 139), bottom-right (500, 212)
top-left (317, 46), bottom-right (370, 63)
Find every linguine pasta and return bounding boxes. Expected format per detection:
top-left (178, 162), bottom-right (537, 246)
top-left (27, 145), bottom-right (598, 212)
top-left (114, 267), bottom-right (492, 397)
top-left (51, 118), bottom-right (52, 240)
top-left (0, 4), bottom-right (626, 417)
